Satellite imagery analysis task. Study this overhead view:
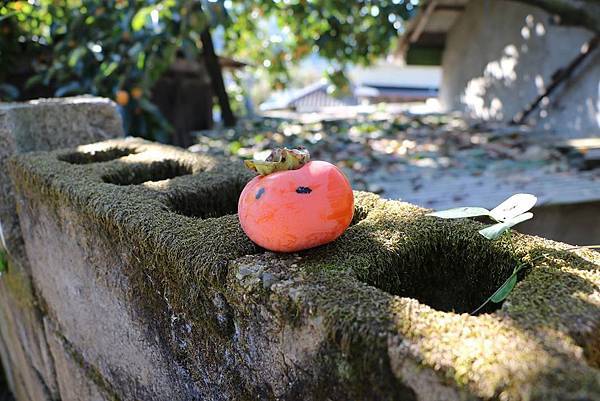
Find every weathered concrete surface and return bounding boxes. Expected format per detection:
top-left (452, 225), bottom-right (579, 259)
top-left (0, 261), bottom-right (58, 401)
top-left (440, 0), bottom-right (599, 137)
top-left (7, 138), bottom-right (600, 400)
top-left (0, 96), bottom-right (123, 401)
top-left (18, 182), bottom-right (203, 400)
top-left (44, 318), bottom-right (116, 401)
top-left (0, 95), bottom-right (123, 264)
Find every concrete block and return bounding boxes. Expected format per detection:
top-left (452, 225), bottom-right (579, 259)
top-left (0, 96), bottom-right (123, 401)
top-left (8, 138), bottom-right (600, 400)
top-left (0, 95), bottom-right (123, 264)
top-left (0, 262), bottom-right (58, 401)
top-left (44, 317), bottom-right (118, 401)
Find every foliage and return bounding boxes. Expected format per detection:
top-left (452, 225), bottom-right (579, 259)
top-left (218, 0), bottom-right (416, 90)
top-left (1, 0), bottom-right (208, 140)
top-left (1, 0), bottom-right (417, 141)
top-left (428, 194), bottom-right (537, 240)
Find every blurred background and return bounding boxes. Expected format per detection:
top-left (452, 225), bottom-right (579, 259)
top-left (0, 0), bottom-right (599, 248)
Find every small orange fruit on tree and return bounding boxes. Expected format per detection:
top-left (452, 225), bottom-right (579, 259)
top-left (115, 90), bottom-right (129, 106)
top-left (131, 87), bottom-right (143, 99)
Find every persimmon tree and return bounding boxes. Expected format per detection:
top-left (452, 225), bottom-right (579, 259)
top-left (1, 0), bottom-right (418, 138)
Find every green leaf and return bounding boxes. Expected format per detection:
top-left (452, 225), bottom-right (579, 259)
top-left (426, 207), bottom-right (490, 219)
top-left (100, 61), bottom-right (118, 77)
top-left (68, 47), bottom-right (86, 67)
top-left (479, 222), bottom-right (510, 240)
top-left (132, 6), bottom-right (153, 31)
top-left (229, 141), bottom-right (242, 155)
top-left (0, 12), bottom-right (16, 22)
top-left (138, 98), bottom-right (161, 114)
top-left (24, 75), bottom-right (43, 89)
top-left (0, 250), bottom-right (7, 275)
top-left (478, 212), bottom-right (533, 240)
top-left (490, 194), bottom-right (537, 222)
top-left (490, 273), bottom-right (518, 303)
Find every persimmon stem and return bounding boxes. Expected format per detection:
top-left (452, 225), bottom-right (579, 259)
top-left (244, 147), bottom-right (310, 176)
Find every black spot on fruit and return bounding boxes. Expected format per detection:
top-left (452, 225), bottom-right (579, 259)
top-left (256, 187), bottom-right (265, 200)
top-left (296, 186), bottom-right (312, 194)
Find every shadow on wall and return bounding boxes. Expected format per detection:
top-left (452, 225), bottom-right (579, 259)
top-left (440, 0), bottom-right (599, 137)
top-left (0, 361), bottom-right (13, 401)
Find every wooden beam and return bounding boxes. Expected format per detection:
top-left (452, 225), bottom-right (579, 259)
top-left (434, 5), bottom-right (465, 12)
top-left (409, 0), bottom-right (438, 43)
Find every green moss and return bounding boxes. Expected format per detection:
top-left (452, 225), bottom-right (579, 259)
top-left (301, 196), bottom-right (523, 313)
top-left (8, 137), bottom-right (600, 400)
top-left (0, 249), bottom-right (6, 274)
top-left (1, 257), bottom-right (36, 309)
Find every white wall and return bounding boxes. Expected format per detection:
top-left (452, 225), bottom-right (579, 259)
top-left (440, 0), bottom-right (599, 137)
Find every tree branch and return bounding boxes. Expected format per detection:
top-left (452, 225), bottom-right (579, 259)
top-left (200, 28), bottom-right (237, 128)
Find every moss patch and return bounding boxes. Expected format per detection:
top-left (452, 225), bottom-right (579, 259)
top-left (1, 257), bottom-right (36, 309)
top-left (301, 197), bottom-right (519, 313)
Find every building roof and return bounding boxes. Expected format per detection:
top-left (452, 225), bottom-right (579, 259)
top-left (261, 63), bottom-right (442, 112)
top-left (395, 0), bottom-right (468, 63)
top-left (260, 80), bottom-right (358, 113)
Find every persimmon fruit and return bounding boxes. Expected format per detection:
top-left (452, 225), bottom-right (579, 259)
top-left (238, 148), bottom-right (354, 252)
top-left (115, 90), bottom-right (129, 106)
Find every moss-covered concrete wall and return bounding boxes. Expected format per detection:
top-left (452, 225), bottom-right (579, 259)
top-left (0, 96), bottom-right (123, 265)
top-left (0, 97), bottom-right (123, 401)
top-left (8, 138), bottom-right (600, 400)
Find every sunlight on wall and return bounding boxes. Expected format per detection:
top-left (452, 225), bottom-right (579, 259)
top-left (461, 43), bottom-right (520, 120)
top-left (448, 2), bottom-right (598, 138)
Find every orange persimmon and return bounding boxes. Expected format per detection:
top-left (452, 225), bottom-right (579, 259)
top-left (238, 148), bottom-right (354, 252)
top-left (115, 90), bottom-right (129, 106)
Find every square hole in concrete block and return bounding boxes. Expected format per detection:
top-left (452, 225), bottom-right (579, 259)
top-left (58, 147), bottom-right (138, 164)
top-left (165, 181), bottom-right (245, 219)
top-left (320, 214), bottom-right (519, 315)
top-left (364, 237), bottom-right (516, 314)
top-left (102, 159), bottom-right (193, 185)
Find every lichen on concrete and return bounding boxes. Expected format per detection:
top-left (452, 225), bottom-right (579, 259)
top-left (8, 137), bottom-right (600, 400)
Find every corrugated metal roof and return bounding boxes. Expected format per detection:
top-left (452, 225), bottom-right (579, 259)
top-left (260, 80), bottom-right (358, 112)
top-left (290, 88), bottom-right (357, 113)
